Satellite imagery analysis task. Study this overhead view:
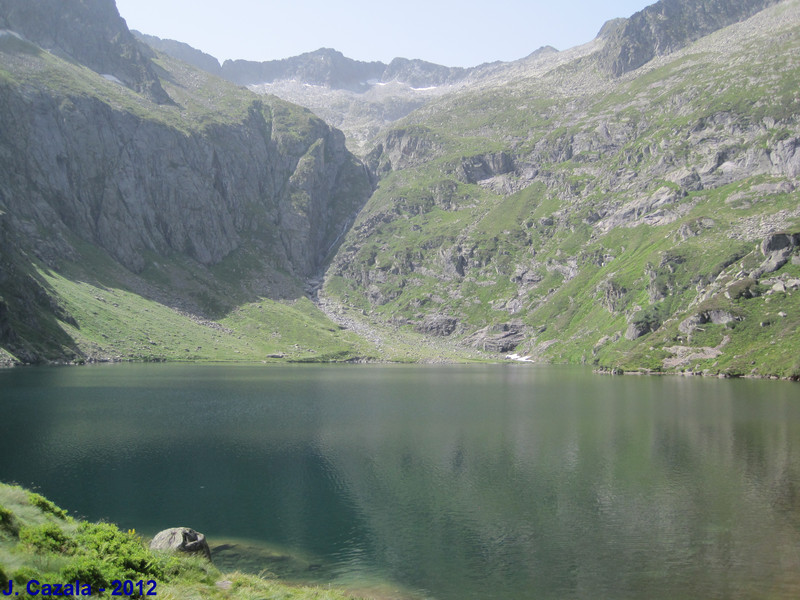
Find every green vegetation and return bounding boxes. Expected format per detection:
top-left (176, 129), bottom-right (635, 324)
top-left (0, 483), bottom-right (363, 600)
top-left (322, 6), bottom-right (800, 378)
top-left (38, 265), bottom-right (377, 364)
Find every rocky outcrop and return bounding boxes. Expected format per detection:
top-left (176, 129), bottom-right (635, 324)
top-left (599, 0), bottom-right (781, 76)
top-left (150, 528), bottom-right (211, 560)
top-left (464, 322), bottom-right (525, 353)
top-left (367, 127), bottom-right (443, 173)
top-left (751, 232), bottom-right (800, 278)
top-left (0, 0), bottom-right (170, 103)
top-left (597, 280), bottom-right (627, 314)
top-left (678, 310), bottom-right (739, 335)
top-left (625, 322), bottom-right (655, 341)
top-left (459, 153), bottom-right (515, 184)
top-left (414, 314), bottom-right (459, 336)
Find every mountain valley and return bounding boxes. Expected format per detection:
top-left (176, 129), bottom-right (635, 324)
top-left (1, 0), bottom-right (799, 377)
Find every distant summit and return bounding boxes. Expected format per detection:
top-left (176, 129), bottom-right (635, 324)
top-left (132, 35), bottom-right (476, 91)
top-left (222, 48), bottom-right (385, 91)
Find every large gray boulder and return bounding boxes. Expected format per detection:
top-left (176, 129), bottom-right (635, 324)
top-left (149, 528), bottom-right (211, 561)
top-left (751, 232), bottom-right (800, 278)
top-left (678, 310), bottom-right (739, 335)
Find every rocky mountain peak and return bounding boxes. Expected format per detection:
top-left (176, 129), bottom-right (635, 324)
top-left (525, 45), bottom-right (559, 58)
top-left (598, 0), bottom-right (782, 76)
top-left (382, 57), bottom-right (467, 87)
top-left (596, 18), bottom-right (627, 39)
top-left (221, 47), bottom-right (386, 90)
top-left (0, 0), bottom-right (171, 103)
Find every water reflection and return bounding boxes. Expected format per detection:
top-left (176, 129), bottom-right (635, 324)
top-left (1, 365), bottom-right (799, 599)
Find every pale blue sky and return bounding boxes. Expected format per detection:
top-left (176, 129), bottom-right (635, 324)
top-left (115, 0), bottom-right (654, 67)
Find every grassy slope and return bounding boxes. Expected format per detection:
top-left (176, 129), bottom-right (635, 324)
top-left (0, 483), bottom-right (362, 599)
top-left (35, 243), bottom-right (379, 364)
top-left (325, 2), bottom-right (800, 377)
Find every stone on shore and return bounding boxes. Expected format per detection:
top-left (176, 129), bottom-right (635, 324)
top-left (150, 527), bottom-right (211, 560)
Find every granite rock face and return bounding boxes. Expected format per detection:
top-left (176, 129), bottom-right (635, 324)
top-left (751, 232), bottom-right (800, 277)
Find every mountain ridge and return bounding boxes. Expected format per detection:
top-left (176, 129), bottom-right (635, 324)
top-left (135, 0), bottom-right (787, 152)
top-left (598, 0), bottom-right (783, 75)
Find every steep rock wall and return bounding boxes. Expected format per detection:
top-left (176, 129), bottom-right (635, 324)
top-left (0, 82), bottom-right (370, 278)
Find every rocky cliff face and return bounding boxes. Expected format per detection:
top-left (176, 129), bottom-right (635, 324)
top-left (0, 86), bottom-right (367, 277)
top-left (598, 0), bottom-right (782, 76)
top-left (0, 0), bottom-right (170, 102)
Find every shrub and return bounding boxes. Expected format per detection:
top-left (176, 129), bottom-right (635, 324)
top-left (630, 303), bottom-right (665, 334)
top-left (727, 277), bottom-right (760, 300)
top-left (19, 523), bottom-right (74, 553)
top-left (74, 522), bottom-right (165, 580)
top-left (0, 563), bottom-right (7, 587)
top-left (11, 566), bottom-right (40, 584)
top-left (27, 493), bottom-right (68, 520)
top-left (60, 556), bottom-right (117, 590)
top-left (0, 504), bottom-right (17, 536)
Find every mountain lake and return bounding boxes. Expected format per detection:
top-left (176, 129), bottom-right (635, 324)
top-left (1, 363), bottom-right (799, 599)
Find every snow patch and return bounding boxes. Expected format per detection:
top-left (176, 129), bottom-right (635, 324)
top-left (0, 29), bottom-right (24, 40)
top-left (506, 353), bottom-right (534, 363)
top-left (101, 74), bottom-right (124, 85)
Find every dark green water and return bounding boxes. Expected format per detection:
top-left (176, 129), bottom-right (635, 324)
top-left (1, 363), bottom-right (800, 599)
